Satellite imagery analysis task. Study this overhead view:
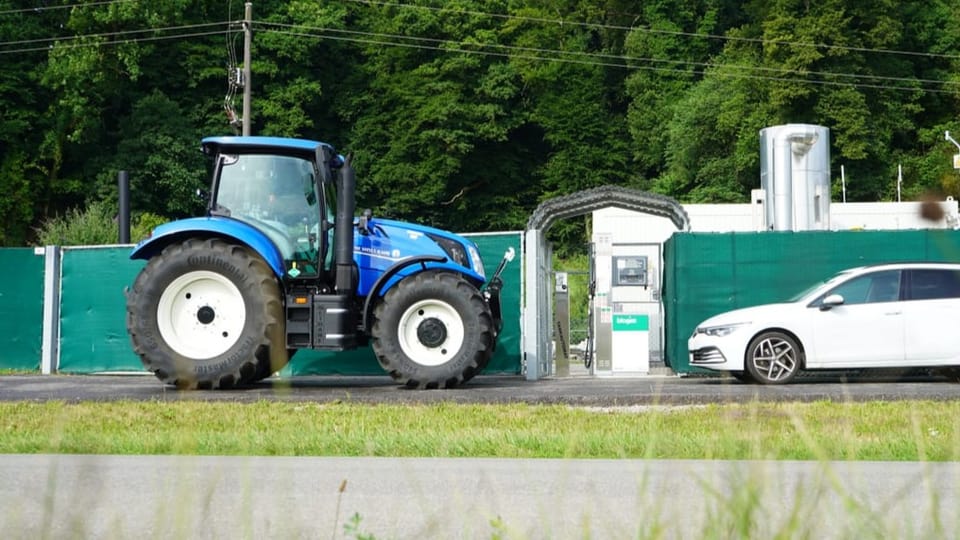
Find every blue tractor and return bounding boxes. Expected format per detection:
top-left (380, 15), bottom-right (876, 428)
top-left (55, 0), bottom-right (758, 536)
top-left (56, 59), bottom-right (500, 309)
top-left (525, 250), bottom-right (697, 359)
top-left (125, 136), bottom-right (511, 389)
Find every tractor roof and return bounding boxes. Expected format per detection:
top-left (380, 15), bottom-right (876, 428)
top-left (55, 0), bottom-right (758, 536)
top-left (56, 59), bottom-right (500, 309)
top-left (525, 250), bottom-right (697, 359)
top-left (200, 136), bottom-right (335, 157)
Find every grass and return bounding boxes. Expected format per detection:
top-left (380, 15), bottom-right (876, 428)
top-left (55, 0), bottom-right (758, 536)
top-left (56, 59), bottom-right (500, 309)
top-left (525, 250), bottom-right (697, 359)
top-left (2, 400), bottom-right (960, 460)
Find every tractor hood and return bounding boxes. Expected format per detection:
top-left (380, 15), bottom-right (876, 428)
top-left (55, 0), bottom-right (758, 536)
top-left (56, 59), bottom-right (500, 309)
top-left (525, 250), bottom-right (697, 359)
top-left (353, 217), bottom-right (486, 295)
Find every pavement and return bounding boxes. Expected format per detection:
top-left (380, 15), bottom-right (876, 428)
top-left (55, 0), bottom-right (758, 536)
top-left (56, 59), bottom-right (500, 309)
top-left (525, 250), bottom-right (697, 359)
top-left (1, 367), bottom-right (957, 404)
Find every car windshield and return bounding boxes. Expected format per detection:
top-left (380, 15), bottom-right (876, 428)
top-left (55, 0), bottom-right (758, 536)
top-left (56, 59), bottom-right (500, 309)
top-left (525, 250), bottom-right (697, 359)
top-left (787, 269), bottom-right (856, 302)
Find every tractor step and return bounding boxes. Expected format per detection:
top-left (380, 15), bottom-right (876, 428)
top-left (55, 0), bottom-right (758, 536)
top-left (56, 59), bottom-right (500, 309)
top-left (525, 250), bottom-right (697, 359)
top-left (285, 293), bottom-right (358, 351)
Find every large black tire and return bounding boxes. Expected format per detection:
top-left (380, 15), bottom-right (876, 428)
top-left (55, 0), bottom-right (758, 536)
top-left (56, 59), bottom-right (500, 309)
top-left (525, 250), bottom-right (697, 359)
top-left (744, 330), bottom-right (802, 385)
top-left (371, 272), bottom-right (495, 389)
top-left (125, 238), bottom-right (287, 389)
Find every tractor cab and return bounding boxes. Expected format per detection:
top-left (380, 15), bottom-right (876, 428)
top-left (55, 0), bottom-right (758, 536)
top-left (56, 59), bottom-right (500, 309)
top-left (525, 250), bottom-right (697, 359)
top-left (202, 137), bottom-right (340, 282)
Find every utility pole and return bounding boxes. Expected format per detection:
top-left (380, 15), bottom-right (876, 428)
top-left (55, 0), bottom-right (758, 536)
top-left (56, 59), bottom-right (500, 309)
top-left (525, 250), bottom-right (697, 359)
top-left (242, 2), bottom-right (252, 136)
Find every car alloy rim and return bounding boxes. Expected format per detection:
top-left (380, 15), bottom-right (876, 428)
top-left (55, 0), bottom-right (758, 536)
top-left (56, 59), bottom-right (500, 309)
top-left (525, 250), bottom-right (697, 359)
top-left (751, 336), bottom-right (798, 381)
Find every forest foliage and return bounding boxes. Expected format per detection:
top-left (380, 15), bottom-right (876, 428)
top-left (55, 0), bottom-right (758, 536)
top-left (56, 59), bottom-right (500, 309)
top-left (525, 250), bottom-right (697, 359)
top-left (1, 0), bottom-right (959, 250)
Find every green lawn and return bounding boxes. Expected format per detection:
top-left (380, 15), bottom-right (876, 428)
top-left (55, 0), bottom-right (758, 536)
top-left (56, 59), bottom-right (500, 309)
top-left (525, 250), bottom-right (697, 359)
top-left (2, 400), bottom-right (959, 460)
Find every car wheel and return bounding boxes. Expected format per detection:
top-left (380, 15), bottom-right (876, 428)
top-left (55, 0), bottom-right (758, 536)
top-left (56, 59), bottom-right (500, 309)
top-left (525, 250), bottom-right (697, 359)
top-left (744, 331), bottom-right (802, 384)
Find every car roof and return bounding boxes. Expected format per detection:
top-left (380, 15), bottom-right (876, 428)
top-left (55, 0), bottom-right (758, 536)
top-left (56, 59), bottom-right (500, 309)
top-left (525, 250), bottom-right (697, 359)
top-left (845, 262), bottom-right (960, 274)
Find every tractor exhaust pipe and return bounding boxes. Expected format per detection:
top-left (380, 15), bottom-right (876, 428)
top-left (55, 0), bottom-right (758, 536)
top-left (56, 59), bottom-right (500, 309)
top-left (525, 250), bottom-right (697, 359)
top-left (334, 154), bottom-right (356, 294)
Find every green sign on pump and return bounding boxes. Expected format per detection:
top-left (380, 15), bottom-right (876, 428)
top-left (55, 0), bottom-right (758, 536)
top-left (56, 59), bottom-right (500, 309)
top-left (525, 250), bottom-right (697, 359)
top-left (613, 314), bottom-right (649, 331)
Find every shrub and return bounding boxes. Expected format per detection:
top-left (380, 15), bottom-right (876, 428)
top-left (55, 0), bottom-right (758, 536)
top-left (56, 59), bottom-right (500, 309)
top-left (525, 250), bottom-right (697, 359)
top-left (35, 202), bottom-right (169, 246)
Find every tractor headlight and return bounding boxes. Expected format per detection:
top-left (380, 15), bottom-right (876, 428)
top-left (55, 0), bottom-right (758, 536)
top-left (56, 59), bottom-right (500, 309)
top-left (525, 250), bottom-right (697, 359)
top-left (468, 245), bottom-right (485, 278)
top-left (427, 234), bottom-right (468, 267)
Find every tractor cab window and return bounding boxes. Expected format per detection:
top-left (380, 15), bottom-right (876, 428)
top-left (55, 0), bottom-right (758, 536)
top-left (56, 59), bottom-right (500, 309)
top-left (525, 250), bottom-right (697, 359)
top-left (321, 175), bottom-right (337, 271)
top-left (216, 154), bottom-right (323, 277)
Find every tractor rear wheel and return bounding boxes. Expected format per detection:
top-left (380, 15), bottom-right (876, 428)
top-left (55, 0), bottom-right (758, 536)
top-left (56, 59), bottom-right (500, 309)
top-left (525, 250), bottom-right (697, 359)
top-left (371, 272), bottom-right (495, 389)
top-left (125, 238), bottom-right (287, 389)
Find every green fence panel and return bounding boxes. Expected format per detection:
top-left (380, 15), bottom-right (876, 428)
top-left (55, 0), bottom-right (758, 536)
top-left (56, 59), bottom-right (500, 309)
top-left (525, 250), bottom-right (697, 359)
top-left (285, 232), bottom-right (523, 375)
top-left (56, 234), bottom-right (522, 376)
top-left (664, 229), bottom-right (960, 373)
top-left (58, 246), bottom-right (145, 373)
top-left (0, 248), bottom-right (45, 371)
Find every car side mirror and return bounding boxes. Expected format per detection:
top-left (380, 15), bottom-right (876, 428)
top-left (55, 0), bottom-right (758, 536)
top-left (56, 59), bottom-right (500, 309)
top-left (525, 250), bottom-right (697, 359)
top-left (819, 294), bottom-right (844, 311)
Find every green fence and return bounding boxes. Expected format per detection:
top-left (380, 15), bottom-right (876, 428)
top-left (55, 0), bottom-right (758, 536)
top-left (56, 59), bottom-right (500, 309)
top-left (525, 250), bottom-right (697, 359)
top-left (0, 248), bottom-right (45, 371)
top-left (663, 229), bottom-right (960, 373)
top-left (11, 232), bottom-right (523, 375)
top-left (19, 227), bottom-right (960, 378)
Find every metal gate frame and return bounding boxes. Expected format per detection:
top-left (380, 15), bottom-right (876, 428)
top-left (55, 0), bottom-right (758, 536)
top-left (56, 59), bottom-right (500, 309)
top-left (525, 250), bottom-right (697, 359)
top-left (521, 186), bottom-right (689, 380)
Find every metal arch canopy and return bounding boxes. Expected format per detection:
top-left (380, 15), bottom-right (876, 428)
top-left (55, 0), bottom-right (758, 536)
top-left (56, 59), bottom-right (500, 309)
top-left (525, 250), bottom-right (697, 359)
top-left (521, 185), bottom-right (689, 382)
top-left (525, 185), bottom-right (691, 232)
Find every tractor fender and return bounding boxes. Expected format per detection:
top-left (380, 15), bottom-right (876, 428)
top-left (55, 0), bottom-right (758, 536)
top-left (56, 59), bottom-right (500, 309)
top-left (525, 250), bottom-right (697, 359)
top-left (361, 255), bottom-right (487, 333)
top-left (129, 217), bottom-right (286, 278)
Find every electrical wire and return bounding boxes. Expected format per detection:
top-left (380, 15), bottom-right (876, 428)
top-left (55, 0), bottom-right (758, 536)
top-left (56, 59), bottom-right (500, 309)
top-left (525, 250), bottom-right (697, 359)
top-left (0, 31), bottom-right (229, 54)
top-left (2, 4), bottom-right (955, 95)
top-left (258, 21), bottom-right (960, 90)
top-left (0, 0), bottom-right (135, 16)
top-left (343, 0), bottom-right (960, 61)
top-left (255, 22), bottom-right (960, 95)
top-left (0, 21), bottom-right (228, 48)
top-left (224, 0), bottom-right (243, 129)
top-left (0, 28), bottom-right (229, 55)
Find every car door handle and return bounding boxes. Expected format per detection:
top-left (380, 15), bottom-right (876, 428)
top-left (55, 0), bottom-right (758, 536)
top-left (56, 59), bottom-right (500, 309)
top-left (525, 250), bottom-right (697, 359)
top-left (884, 311), bottom-right (902, 316)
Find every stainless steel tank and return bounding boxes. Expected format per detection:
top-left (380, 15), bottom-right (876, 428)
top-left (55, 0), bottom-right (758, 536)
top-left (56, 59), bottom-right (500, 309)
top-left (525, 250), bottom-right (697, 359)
top-left (759, 124), bottom-right (831, 231)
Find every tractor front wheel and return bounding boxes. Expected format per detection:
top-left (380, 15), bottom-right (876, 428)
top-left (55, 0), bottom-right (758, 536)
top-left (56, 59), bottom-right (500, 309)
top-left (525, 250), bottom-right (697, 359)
top-left (125, 238), bottom-right (287, 389)
top-left (371, 272), bottom-right (494, 389)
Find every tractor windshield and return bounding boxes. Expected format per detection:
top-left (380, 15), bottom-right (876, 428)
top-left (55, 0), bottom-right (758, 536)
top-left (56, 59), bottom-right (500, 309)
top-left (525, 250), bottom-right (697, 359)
top-left (216, 153), bottom-right (324, 277)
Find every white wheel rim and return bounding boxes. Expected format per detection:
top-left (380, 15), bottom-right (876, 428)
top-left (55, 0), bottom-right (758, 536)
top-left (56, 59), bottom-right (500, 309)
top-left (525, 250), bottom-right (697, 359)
top-left (751, 336), bottom-right (798, 382)
top-left (397, 299), bottom-right (465, 367)
top-left (156, 270), bottom-right (246, 360)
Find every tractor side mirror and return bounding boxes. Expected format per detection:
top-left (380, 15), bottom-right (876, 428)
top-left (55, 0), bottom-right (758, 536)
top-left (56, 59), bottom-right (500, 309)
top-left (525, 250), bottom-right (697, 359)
top-left (315, 145), bottom-right (334, 185)
top-left (358, 208), bottom-right (373, 236)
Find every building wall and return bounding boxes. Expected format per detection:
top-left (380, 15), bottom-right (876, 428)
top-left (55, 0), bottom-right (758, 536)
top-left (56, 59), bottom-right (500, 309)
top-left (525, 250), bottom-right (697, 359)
top-left (594, 199), bottom-right (960, 241)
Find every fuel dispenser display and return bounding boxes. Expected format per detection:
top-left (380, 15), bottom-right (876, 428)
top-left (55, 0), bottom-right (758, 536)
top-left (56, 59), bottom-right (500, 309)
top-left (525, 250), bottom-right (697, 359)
top-left (613, 256), bottom-right (648, 287)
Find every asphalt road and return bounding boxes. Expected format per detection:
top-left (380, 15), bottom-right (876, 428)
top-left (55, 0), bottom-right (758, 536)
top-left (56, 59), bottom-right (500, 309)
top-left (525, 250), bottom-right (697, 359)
top-left (1, 369), bottom-right (958, 404)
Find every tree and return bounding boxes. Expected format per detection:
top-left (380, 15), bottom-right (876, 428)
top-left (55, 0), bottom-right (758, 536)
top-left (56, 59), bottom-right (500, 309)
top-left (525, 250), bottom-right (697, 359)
top-left (0, 1), bottom-right (64, 245)
top-left (625, 0), bottom-right (746, 183)
top-left (340, 0), bottom-right (534, 233)
top-left (96, 91), bottom-right (206, 218)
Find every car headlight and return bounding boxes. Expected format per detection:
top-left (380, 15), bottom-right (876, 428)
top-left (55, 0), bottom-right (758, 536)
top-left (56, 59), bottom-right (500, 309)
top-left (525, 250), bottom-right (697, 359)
top-left (692, 323), bottom-right (749, 339)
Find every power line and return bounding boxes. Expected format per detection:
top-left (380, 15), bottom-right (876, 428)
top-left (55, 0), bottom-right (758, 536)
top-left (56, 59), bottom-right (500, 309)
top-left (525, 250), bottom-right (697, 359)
top-left (260, 21), bottom-right (960, 90)
top-left (0, 21), bottom-right (227, 48)
top-left (0, 28), bottom-right (229, 55)
top-left (2, 6), bottom-right (954, 95)
top-left (0, 0), bottom-right (135, 16)
top-left (342, 0), bottom-right (960, 61)
top-left (256, 22), bottom-right (960, 94)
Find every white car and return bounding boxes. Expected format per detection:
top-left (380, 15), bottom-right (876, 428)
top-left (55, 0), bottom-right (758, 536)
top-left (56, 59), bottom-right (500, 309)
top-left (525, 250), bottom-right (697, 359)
top-left (688, 262), bottom-right (960, 384)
